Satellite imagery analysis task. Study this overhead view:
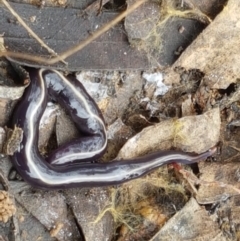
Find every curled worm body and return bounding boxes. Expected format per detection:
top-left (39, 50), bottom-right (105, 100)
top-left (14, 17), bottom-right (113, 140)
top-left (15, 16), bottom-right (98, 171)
top-left (10, 68), bottom-right (216, 190)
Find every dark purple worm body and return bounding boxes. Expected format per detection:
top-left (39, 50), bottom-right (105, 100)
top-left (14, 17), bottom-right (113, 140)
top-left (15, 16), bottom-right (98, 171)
top-left (10, 68), bottom-right (216, 190)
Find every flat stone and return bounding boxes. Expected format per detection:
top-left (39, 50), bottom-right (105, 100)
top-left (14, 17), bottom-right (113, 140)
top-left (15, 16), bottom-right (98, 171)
top-left (1, 2), bottom-right (206, 70)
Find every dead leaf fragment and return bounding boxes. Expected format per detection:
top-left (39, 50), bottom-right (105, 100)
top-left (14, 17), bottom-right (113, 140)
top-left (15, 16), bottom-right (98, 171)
top-left (174, 0), bottom-right (240, 89)
top-left (197, 162), bottom-right (240, 204)
top-left (14, 191), bottom-right (81, 241)
top-left (64, 188), bottom-right (114, 241)
top-left (117, 108), bottom-right (220, 159)
top-left (181, 95), bottom-right (196, 117)
top-left (150, 198), bottom-right (225, 241)
top-left (117, 119), bottom-right (175, 159)
top-left (3, 126), bottom-right (23, 156)
top-left (216, 196), bottom-right (240, 239)
top-left (175, 107), bottom-right (220, 153)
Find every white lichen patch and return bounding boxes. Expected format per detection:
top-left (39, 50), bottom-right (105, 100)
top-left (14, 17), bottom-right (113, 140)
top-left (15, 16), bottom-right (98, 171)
top-left (142, 72), bottom-right (169, 96)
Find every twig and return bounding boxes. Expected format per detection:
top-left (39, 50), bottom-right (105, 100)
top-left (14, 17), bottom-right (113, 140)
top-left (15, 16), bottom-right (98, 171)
top-left (0, 0), bottom-right (148, 65)
top-left (1, 0), bottom-right (67, 64)
top-left (179, 168), bottom-right (240, 196)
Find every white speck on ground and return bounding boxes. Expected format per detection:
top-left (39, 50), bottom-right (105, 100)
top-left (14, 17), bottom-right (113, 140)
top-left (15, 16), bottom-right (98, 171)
top-left (143, 72), bottom-right (169, 96)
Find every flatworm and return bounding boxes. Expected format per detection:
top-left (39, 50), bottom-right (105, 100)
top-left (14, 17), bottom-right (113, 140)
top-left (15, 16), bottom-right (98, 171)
top-left (10, 68), bottom-right (216, 189)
